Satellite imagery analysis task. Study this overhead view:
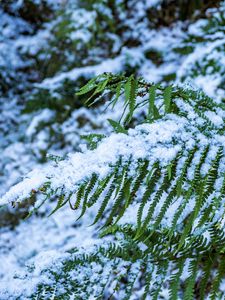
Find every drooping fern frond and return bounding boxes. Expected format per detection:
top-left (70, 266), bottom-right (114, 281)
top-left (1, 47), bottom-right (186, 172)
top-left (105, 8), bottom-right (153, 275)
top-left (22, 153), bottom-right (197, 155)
top-left (29, 227), bottom-right (225, 299)
top-left (1, 73), bottom-right (225, 298)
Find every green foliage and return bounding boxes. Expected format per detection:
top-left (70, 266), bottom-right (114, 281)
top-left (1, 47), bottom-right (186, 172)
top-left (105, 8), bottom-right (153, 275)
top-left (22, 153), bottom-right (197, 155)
top-left (76, 72), bottom-right (224, 130)
top-left (21, 73), bottom-right (225, 299)
top-left (32, 231), bottom-right (225, 299)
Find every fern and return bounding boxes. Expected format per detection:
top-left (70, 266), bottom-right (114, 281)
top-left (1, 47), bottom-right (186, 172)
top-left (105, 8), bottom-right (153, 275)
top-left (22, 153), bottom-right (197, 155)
top-left (2, 73), bottom-right (225, 299)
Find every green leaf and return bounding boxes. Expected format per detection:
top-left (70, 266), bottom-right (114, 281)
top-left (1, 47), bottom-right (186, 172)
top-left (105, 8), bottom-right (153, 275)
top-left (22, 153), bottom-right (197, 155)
top-left (124, 75), bottom-right (137, 121)
top-left (167, 164), bottom-right (172, 180)
top-left (81, 133), bottom-right (105, 150)
top-left (95, 77), bottom-right (109, 93)
top-left (148, 85), bottom-right (160, 121)
top-left (108, 119), bottom-right (128, 134)
top-left (112, 82), bottom-right (123, 109)
top-left (124, 75), bottom-right (132, 104)
top-left (148, 85), bottom-right (157, 119)
top-left (76, 78), bottom-right (97, 95)
top-left (129, 77), bottom-right (137, 119)
top-left (163, 86), bottom-right (172, 113)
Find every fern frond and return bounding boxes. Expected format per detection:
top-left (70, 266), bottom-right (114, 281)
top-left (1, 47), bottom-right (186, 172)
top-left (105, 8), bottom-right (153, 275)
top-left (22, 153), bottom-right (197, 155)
top-left (3, 74), bottom-right (225, 299)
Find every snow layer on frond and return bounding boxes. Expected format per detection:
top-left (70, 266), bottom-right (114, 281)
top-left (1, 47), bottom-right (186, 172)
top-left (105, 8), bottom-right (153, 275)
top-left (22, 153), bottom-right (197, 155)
top-left (1, 112), bottom-right (224, 206)
top-left (1, 116), bottom-right (186, 205)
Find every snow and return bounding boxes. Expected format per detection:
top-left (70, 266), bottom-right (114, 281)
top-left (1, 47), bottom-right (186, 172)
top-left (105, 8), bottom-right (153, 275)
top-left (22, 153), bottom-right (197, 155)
top-left (0, 203), bottom-right (100, 299)
top-left (26, 109), bottom-right (55, 137)
top-left (1, 118), bottom-right (187, 205)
